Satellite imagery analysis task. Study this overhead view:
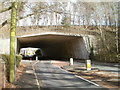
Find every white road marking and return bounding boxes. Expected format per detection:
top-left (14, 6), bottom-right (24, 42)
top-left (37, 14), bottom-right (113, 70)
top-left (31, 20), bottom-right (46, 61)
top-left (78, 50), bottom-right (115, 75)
top-left (59, 67), bottom-right (99, 87)
top-left (75, 75), bottom-right (99, 86)
top-left (32, 61), bottom-right (41, 90)
top-left (58, 67), bottom-right (70, 73)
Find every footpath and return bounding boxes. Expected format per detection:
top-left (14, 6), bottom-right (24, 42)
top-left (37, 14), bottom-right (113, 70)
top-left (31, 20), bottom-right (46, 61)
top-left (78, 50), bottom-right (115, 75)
top-left (15, 60), bottom-right (39, 89)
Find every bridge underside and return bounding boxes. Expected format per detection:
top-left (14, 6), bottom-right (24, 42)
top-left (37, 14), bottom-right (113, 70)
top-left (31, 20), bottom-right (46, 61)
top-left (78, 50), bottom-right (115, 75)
top-left (17, 34), bottom-right (89, 60)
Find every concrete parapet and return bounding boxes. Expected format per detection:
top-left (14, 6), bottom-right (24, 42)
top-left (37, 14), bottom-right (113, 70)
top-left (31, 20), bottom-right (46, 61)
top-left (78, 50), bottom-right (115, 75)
top-left (0, 58), bottom-right (6, 89)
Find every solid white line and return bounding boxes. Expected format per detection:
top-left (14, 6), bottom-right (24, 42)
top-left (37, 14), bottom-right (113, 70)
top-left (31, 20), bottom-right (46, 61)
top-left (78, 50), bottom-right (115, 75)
top-left (32, 60), bottom-right (39, 66)
top-left (75, 75), bottom-right (99, 86)
top-left (59, 67), bottom-right (99, 87)
top-left (32, 61), bottom-right (41, 90)
top-left (59, 67), bottom-right (70, 73)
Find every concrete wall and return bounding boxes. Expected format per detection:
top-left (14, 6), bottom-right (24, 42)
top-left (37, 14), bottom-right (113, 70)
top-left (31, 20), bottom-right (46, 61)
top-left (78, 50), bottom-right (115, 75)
top-left (0, 37), bottom-right (18, 55)
top-left (17, 39), bottom-right (21, 54)
top-left (34, 36), bottom-right (89, 59)
top-left (0, 33), bottom-right (96, 60)
top-left (0, 26), bottom-right (98, 60)
top-left (0, 59), bottom-right (6, 89)
top-left (0, 26), bottom-right (97, 55)
top-left (0, 38), bottom-right (10, 54)
top-left (0, 25), bottom-right (117, 62)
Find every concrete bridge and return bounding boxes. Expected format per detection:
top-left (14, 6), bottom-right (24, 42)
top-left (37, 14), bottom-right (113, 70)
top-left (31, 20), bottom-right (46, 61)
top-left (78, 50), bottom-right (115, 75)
top-left (0, 26), bottom-right (100, 60)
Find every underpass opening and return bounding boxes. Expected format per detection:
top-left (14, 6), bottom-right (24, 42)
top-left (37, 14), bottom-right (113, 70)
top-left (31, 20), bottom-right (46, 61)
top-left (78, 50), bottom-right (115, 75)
top-left (17, 34), bottom-right (89, 60)
top-left (19, 47), bottom-right (42, 60)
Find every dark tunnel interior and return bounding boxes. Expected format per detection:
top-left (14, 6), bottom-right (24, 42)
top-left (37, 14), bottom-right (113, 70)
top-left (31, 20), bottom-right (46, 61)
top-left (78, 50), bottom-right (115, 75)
top-left (17, 34), bottom-right (89, 60)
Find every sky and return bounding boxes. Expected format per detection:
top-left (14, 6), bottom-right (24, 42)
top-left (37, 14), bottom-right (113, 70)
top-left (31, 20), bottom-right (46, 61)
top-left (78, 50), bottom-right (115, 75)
top-left (0, 0), bottom-right (119, 2)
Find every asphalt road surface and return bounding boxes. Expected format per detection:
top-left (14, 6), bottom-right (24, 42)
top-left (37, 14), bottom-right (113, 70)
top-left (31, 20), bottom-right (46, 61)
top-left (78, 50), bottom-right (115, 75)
top-left (34, 61), bottom-right (107, 90)
top-left (74, 62), bottom-right (119, 73)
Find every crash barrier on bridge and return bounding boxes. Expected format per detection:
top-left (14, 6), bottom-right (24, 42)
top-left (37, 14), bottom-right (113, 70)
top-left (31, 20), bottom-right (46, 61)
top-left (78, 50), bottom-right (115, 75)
top-left (86, 60), bottom-right (91, 71)
top-left (0, 58), bottom-right (6, 89)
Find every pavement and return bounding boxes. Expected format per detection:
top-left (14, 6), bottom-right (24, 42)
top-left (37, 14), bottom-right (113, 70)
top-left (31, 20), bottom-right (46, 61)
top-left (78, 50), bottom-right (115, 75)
top-left (15, 60), bottom-right (110, 90)
top-left (15, 60), bottom-right (39, 89)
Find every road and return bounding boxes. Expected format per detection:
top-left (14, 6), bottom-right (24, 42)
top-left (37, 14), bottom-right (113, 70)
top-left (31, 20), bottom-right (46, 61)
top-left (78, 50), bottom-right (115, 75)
top-left (34, 61), bottom-right (106, 90)
top-left (74, 62), bottom-right (119, 73)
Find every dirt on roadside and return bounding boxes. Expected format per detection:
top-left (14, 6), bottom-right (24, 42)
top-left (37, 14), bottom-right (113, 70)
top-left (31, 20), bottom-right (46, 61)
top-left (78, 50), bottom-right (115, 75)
top-left (74, 70), bottom-right (119, 89)
top-left (51, 60), bottom-right (70, 67)
top-left (5, 64), bottom-right (27, 88)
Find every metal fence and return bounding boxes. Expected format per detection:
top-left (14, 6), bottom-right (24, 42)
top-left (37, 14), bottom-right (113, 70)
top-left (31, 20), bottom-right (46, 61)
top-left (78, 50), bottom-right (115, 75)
top-left (0, 59), bottom-right (6, 89)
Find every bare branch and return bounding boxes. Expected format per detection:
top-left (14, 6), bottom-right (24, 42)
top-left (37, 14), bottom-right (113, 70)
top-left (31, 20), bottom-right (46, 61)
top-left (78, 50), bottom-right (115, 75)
top-left (1, 10), bottom-right (46, 27)
top-left (0, 6), bottom-right (11, 13)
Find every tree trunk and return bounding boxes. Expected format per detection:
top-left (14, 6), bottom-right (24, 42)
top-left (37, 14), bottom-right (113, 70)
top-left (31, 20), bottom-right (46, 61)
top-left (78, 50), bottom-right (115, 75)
top-left (73, 13), bottom-right (76, 25)
top-left (83, 15), bottom-right (85, 28)
top-left (9, 1), bottom-right (17, 83)
top-left (56, 13), bottom-right (57, 26)
top-left (99, 18), bottom-right (109, 52)
top-left (105, 15), bottom-right (108, 27)
top-left (78, 16), bottom-right (81, 25)
top-left (118, 26), bottom-right (120, 53)
top-left (108, 15), bottom-right (111, 26)
top-left (86, 19), bottom-right (88, 28)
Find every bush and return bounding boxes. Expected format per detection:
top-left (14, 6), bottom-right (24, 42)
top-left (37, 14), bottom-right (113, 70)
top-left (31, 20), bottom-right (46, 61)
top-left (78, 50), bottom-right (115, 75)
top-left (1, 54), bottom-right (22, 81)
top-left (16, 54), bottom-right (22, 67)
top-left (1, 54), bottom-right (10, 81)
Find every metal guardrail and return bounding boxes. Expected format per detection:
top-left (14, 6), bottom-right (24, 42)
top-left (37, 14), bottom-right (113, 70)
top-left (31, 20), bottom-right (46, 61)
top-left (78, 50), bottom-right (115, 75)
top-left (0, 59), bottom-right (6, 89)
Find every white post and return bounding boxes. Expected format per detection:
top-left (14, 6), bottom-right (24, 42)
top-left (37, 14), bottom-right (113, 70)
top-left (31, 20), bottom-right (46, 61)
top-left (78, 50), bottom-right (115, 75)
top-left (36, 56), bottom-right (38, 61)
top-left (70, 58), bottom-right (73, 65)
top-left (86, 60), bottom-right (91, 71)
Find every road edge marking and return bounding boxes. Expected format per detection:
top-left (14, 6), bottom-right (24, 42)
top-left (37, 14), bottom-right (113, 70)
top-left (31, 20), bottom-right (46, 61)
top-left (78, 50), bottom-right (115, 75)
top-left (75, 75), bottom-right (99, 86)
top-left (32, 61), bottom-right (41, 90)
top-left (59, 67), bottom-right (99, 87)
